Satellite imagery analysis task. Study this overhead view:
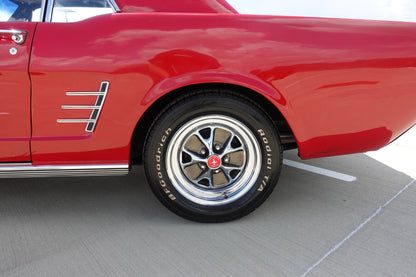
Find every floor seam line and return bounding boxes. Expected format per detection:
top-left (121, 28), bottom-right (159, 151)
top-left (299, 179), bottom-right (416, 277)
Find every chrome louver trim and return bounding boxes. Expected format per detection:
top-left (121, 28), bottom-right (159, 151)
top-left (58, 81), bottom-right (109, 132)
top-left (0, 164), bottom-right (128, 178)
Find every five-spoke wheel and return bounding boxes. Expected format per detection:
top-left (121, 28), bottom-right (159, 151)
top-left (166, 115), bottom-right (261, 205)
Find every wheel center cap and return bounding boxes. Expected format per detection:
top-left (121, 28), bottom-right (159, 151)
top-left (207, 155), bottom-right (221, 169)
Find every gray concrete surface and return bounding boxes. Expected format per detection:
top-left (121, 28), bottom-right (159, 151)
top-left (0, 127), bottom-right (415, 276)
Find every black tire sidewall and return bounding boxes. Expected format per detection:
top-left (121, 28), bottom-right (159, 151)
top-left (145, 94), bottom-right (282, 222)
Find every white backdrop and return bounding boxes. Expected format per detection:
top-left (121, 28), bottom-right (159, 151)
top-left (227, 0), bottom-right (416, 22)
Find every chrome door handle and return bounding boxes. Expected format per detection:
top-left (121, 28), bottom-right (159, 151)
top-left (0, 29), bottom-right (28, 45)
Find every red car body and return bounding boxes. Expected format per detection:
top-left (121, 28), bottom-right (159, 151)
top-left (1, 0), bottom-right (415, 220)
top-left (1, 0), bottom-right (415, 166)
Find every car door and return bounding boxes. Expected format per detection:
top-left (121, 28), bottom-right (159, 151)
top-left (30, 0), bottom-right (123, 165)
top-left (0, 0), bottom-right (42, 162)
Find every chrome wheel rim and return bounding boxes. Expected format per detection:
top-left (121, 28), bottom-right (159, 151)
top-left (166, 115), bottom-right (261, 206)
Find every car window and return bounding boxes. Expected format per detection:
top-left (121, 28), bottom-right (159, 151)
top-left (0, 0), bottom-right (42, 22)
top-left (51, 0), bottom-right (115, 22)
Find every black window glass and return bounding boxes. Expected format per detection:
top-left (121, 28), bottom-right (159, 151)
top-left (54, 0), bottom-right (111, 8)
top-left (0, 0), bottom-right (42, 22)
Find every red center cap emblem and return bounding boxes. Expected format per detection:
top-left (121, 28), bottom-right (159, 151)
top-left (207, 155), bottom-right (221, 169)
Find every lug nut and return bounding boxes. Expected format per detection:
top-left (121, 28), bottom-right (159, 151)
top-left (215, 144), bottom-right (221, 151)
top-left (214, 169), bottom-right (221, 174)
top-left (200, 164), bottom-right (206, 170)
top-left (200, 149), bottom-right (206, 155)
top-left (224, 157), bottom-right (229, 163)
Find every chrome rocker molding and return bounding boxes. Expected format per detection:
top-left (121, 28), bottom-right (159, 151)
top-left (58, 81), bottom-right (109, 132)
top-left (0, 164), bottom-right (129, 178)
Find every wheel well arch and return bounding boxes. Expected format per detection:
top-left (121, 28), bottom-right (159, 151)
top-left (130, 83), bottom-right (297, 164)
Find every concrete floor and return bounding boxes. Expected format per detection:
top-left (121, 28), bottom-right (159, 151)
top-left (0, 127), bottom-right (415, 276)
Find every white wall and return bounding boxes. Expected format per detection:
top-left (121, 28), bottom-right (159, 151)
top-left (227, 0), bottom-right (416, 22)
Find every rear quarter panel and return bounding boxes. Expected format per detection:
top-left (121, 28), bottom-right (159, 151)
top-left (30, 13), bottom-right (416, 164)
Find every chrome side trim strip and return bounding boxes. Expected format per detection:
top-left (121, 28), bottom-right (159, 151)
top-left (40, 0), bottom-right (47, 22)
top-left (0, 163), bottom-right (32, 166)
top-left (57, 119), bottom-right (96, 123)
top-left (66, 92), bottom-right (105, 96)
top-left (45, 0), bottom-right (54, 22)
top-left (58, 81), bottom-right (109, 132)
top-left (107, 0), bottom-right (121, 12)
top-left (0, 164), bottom-right (128, 178)
top-left (61, 105), bottom-right (101, 109)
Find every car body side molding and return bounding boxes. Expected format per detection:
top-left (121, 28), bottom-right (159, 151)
top-left (0, 164), bottom-right (129, 178)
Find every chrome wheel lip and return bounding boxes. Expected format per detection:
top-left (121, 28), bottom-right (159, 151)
top-left (166, 115), bottom-right (262, 206)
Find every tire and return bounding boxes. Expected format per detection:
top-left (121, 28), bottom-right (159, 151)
top-left (144, 90), bottom-right (282, 222)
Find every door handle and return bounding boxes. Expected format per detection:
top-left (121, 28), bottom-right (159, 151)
top-left (0, 29), bottom-right (28, 45)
